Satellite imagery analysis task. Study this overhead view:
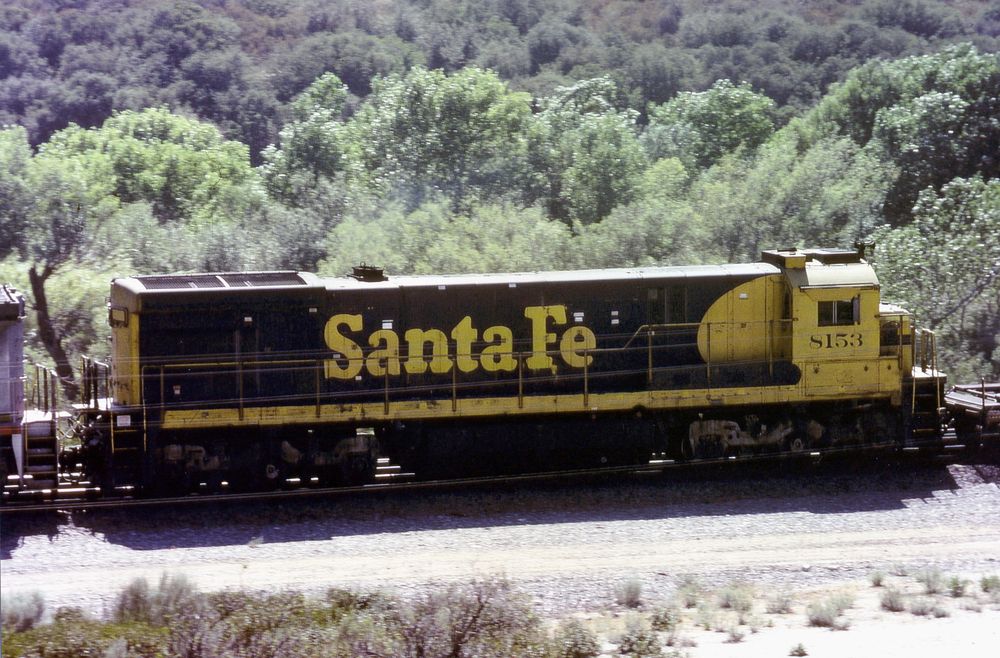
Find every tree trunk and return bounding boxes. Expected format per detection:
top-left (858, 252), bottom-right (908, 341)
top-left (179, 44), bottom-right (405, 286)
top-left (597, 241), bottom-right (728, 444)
top-left (28, 264), bottom-right (79, 402)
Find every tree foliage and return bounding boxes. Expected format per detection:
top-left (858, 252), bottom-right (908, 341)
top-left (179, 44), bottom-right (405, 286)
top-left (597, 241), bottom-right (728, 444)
top-left (534, 77), bottom-right (646, 224)
top-left (645, 79), bottom-right (776, 171)
top-left (346, 66), bottom-right (534, 209)
top-left (1, 16), bottom-right (998, 380)
top-left (0, 0), bottom-right (995, 164)
top-left (872, 176), bottom-right (1000, 378)
top-left (38, 107), bottom-right (261, 225)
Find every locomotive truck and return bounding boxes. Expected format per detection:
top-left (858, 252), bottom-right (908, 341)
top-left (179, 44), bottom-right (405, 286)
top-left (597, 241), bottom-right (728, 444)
top-left (2, 247), bottom-right (997, 500)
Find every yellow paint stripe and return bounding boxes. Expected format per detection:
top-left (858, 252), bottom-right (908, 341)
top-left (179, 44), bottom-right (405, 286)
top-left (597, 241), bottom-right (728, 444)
top-left (160, 383), bottom-right (893, 431)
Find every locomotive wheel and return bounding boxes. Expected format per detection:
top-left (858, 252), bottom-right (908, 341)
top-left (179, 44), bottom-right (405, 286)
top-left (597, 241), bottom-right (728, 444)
top-left (680, 437), bottom-right (695, 461)
top-left (146, 466), bottom-right (193, 497)
top-left (264, 463), bottom-right (283, 488)
top-left (784, 435), bottom-right (808, 453)
top-left (339, 455), bottom-right (375, 486)
top-left (955, 418), bottom-right (981, 456)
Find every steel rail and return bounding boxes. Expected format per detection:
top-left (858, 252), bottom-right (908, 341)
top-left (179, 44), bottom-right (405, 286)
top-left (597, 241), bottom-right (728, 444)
top-left (2, 435), bottom-right (975, 515)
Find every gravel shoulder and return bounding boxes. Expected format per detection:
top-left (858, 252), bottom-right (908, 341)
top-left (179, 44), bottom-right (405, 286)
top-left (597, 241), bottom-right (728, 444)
top-left (3, 460), bottom-right (1000, 655)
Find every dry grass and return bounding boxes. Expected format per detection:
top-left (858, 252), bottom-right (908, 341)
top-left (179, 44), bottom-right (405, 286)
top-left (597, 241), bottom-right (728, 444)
top-left (806, 591), bottom-right (853, 630)
top-left (880, 586), bottom-right (906, 612)
top-left (766, 591), bottom-right (795, 614)
top-left (948, 576), bottom-right (970, 598)
top-left (675, 575), bottom-right (702, 609)
top-left (717, 582), bottom-right (754, 616)
top-left (916, 568), bottom-right (945, 595)
top-left (616, 578), bottom-right (643, 609)
top-left (1, 591), bottom-right (45, 633)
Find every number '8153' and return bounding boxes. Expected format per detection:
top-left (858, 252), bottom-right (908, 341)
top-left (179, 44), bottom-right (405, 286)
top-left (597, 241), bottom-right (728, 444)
top-left (809, 333), bottom-right (863, 349)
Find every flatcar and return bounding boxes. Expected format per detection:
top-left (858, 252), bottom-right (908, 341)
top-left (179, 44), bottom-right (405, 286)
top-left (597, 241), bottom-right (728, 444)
top-left (16, 246), bottom-right (937, 496)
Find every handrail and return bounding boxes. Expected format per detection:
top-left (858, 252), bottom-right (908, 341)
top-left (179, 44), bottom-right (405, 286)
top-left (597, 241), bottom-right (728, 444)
top-left (27, 364), bottom-right (58, 413)
top-left (134, 319), bottom-right (797, 422)
top-left (910, 327), bottom-right (942, 415)
top-left (80, 356), bottom-right (110, 408)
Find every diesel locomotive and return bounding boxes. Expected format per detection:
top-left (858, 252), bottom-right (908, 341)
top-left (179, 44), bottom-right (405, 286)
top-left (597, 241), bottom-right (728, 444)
top-left (4, 247), bottom-right (993, 499)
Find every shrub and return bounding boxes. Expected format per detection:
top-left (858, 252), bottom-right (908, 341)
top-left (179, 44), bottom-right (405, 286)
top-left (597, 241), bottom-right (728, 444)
top-left (807, 589), bottom-right (855, 628)
top-left (2, 618), bottom-right (169, 658)
top-left (880, 587), bottom-right (906, 612)
top-left (617, 622), bottom-right (663, 658)
top-left (916, 568), bottom-right (944, 594)
top-left (114, 573), bottom-right (200, 626)
top-left (870, 571), bottom-right (886, 587)
top-left (552, 619), bottom-right (600, 658)
top-left (828, 592), bottom-right (854, 613)
top-left (103, 637), bottom-right (129, 658)
top-left (675, 576), bottom-right (701, 608)
top-left (725, 625), bottom-right (745, 643)
top-left (981, 575), bottom-right (1000, 593)
top-left (695, 601), bottom-right (716, 630)
top-left (718, 583), bottom-right (753, 615)
top-left (649, 606), bottom-right (680, 632)
top-left (53, 607), bottom-right (87, 623)
top-left (1, 591), bottom-right (45, 632)
top-left (115, 578), bottom-right (153, 623)
top-left (766, 592), bottom-right (794, 614)
top-left (325, 587), bottom-right (393, 620)
top-left (330, 609), bottom-right (399, 657)
top-left (910, 598), bottom-right (938, 617)
top-left (616, 579), bottom-right (643, 608)
top-left (790, 643), bottom-right (809, 656)
top-left (394, 577), bottom-right (547, 658)
top-left (948, 576), bottom-right (969, 598)
top-left (805, 601), bottom-right (839, 627)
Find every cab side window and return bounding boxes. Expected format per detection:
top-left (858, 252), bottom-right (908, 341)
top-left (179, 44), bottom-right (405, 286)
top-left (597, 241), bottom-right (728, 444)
top-left (817, 298), bottom-right (858, 326)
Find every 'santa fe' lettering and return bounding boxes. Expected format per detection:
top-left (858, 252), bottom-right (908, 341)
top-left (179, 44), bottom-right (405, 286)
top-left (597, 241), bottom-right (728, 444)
top-left (324, 305), bottom-right (596, 380)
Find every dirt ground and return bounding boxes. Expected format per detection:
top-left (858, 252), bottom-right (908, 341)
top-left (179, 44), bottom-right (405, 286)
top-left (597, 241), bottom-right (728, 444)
top-left (3, 460), bottom-right (1000, 655)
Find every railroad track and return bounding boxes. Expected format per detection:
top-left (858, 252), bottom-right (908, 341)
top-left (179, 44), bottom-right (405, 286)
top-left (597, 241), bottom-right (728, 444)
top-left (3, 437), bottom-right (984, 515)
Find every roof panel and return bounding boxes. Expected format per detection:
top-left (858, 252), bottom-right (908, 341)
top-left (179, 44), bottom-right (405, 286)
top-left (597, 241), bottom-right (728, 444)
top-left (323, 263), bottom-right (779, 291)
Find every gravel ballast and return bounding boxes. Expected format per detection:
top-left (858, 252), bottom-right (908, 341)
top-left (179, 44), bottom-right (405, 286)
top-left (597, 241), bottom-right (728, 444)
top-left (3, 460), bottom-right (999, 620)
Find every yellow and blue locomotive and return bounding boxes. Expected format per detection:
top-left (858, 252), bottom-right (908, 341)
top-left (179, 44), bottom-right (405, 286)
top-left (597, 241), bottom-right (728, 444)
top-left (58, 247), bottom-right (945, 494)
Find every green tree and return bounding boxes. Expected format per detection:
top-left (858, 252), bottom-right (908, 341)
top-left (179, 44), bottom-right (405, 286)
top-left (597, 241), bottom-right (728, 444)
top-left (269, 31), bottom-right (421, 100)
top-left (644, 79), bottom-right (776, 171)
top-left (534, 77), bottom-right (646, 224)
top-left (0, 126), bottom-right (33, 260)
top-left (343, 66), bottom-right (535, 209)
top-left (2, 109), bottom-right (263, 395)
top-left (260, 73), bottom-right (354, 202)
top-left (872, 176), bottom-right (1000, 378)
top-left (42, 107), bottom-right (262, 225)
top-left (792, 44), bottom-right (1000, 223)
top-left (319, 199), bottom-right (572, 276)
top-left (7, 140), bottom-right (116, 398)
top-left (862, 0), bottom-right (964, 38)
top-left (687, 133), bottom-right (894, 262)
top-left (571, 158), bottom-right (704, 268)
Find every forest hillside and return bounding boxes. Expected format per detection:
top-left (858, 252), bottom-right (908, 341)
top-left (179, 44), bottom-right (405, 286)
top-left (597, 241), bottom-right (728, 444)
top-left (0, 0), bottom-right (998, 390)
